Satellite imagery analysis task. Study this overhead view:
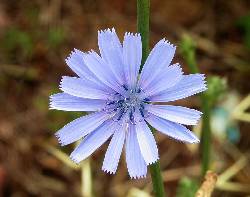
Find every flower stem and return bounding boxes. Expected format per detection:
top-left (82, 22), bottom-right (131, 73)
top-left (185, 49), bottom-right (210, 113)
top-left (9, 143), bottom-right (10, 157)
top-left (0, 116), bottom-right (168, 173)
top-left (137, 0), bottom-right (149, 67)
top-left (149, 161), bottom-right (166, 197)
top-left (180, 35), bottom-right (212, 177)
top-left (137, 0), bottom-right (166, 196)
top-left (200, 98), bottom-right (212, 176)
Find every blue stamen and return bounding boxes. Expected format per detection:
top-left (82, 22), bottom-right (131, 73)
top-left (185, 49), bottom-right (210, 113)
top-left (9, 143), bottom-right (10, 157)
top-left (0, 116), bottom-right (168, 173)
top-left (139, 107), bottom-right (145, 117)
top-left (129, 110), bottom-right (134, 122)
top-left (122, 84), bottom-right (128, 91)
top-left (107, 101), bottom-right (115, 105)
top-left (143, 98), bottom-right (150, 102)
top-left (117, 108), bottom-right (125, 121)
top-left (132, 106), bottom-right (135, 112)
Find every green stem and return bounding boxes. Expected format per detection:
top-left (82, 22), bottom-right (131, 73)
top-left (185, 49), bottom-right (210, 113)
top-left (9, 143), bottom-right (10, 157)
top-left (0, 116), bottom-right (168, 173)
top-left (137, 0), bottom-right (149, 67)
top-left (200, 97), bottom-right (212, 176)
top-left (137, 0), bottom-right (166, 196)
top-left (149, 161), bottom-right (166, 197)
top-left (180, 35), bottom-right (212, 177)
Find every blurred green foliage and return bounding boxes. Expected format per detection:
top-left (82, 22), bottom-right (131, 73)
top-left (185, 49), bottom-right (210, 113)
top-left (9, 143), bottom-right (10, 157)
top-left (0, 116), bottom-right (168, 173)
top-left (180, 34), bottom-right (228, 176)
top-left (179, 34), bottom-right (198, 73)
top-left (24, 5), bottom-right (40, 26)
top-left (237, 13), bottom-right (250, 50)
top-left (204, 76), bottom-right (227, 106)
top-left (2, 27), bottom-right (34, 60)
top-left (47, 27), bottom-right (66, 49)
top-left (1, 4), bottom-right (66, 63)
top-left (176, 177), bottom-right (199, 197)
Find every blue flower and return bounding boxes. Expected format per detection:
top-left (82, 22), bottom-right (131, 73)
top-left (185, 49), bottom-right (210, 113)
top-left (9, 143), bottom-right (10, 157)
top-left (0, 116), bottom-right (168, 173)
top-left (49, 28), bottom-right (207, 179)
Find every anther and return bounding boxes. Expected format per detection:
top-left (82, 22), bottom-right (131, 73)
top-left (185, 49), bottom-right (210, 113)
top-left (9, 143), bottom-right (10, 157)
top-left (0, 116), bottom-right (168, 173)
top-left (122, 84), bottom-right (128, 91)
top-left (117, 108), bottom-right (125, 121)
top-left (107, 101), bottom-right (115, 105)
top-left (139, 107), bottom-right (145, 117)
top-left (136, 88), bottom-right (142, 93)
top-left (143, 98), bottom-right (150, 102)
top-left (129, 110), bottom-right (134, 122)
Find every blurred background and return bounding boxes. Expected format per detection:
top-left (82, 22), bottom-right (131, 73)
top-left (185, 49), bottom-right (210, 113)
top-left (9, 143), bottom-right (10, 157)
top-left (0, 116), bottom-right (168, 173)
top-left (0, 0), bottom-right (250, 196)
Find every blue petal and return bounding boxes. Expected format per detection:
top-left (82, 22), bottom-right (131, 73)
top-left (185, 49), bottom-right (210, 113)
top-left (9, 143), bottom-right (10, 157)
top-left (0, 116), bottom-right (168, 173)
top-left (102, 124), bottom-right (125, 174)
top-left (60, 76), bottom-right (113, 100)
top-left (141, 64), bottom-right (183, 98)
top-left (149, 74), bottom-right (207, 102)
top-left (146, 114), bottom-right (200, 143)
top-left (138, 39), bottom-right (176, 90)
top-left (82, 51), bottom-right (126, 95)
top-left (98, 28), bottom-right (125, 85)
top-left (55, 112), bottom-right (109, 146)
top-left (126, 124), bottom-right (147, 179)
top-left (145, 104), bottom-right (202, 125)
top-left (49, 93), bottom-right (106, 111)
top-left (123, 32), bottom-right (142, 89)
top-left (70, 120), bottom-right (116, 163)
top-left (135, 120), bottom-right (159, 165)
top-left (65, 49), bottom-right (99, 82)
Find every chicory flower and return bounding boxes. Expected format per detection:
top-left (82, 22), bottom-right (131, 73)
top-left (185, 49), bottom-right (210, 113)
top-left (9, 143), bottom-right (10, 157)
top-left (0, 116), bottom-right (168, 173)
top-left (50, 28), bottom-right (206, 178)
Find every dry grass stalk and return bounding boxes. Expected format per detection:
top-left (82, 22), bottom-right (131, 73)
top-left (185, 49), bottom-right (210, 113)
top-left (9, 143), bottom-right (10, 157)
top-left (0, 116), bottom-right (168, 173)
top-left (195, 171), bottom-right (218, 197)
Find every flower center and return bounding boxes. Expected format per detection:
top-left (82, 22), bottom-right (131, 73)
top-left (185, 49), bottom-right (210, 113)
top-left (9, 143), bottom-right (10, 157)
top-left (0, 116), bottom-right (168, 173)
top-left (104, 85), bottom-right (147, 124)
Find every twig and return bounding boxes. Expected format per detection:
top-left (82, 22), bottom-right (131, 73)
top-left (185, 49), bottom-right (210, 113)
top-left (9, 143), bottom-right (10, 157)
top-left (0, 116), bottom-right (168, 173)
top-left (42, 142), bottom-right (80, 170)
top-left (81, 159), bottom-right (93, 197)
top-left (195, 171), bottom-right (217, 197)
top-left (162, 165), bottom-right (200, 182)
top-left (232, 94), bottom-right (250, 122)
top-left (216, 182), bottom-right (250, 193)
top-left (217, 156), bottom-right (248, 185)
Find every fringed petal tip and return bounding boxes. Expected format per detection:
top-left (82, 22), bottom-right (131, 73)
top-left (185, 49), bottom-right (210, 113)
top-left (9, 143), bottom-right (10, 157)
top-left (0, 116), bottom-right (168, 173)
top-left (69, 153), bottom-right (82, 164)
top-left (204, 84), bottom-right (208, 91)
top-left (102, 168), bottom-right (116, 175)
top-left (99, 28), bottom-right (141, 39)
top-left (54, 132), bottom-right (68, 146)
top-left (166, 134), bottom-right (200, 144)
top-left (192, 115), bottom-right (202, 126)
top-left (170, 63), bottom-right (183, 74)
top-left (129, 174), bottom-right (147, 179)
top-left (65, 48), bottom-right (82, 62)
top-left (192, 138), bottom-right (200, 144)
top-left (124, 32), bottom-right (141, 38)
top-left (200, 86), bottom-right (208, 94)
top-left (167, 128), bottom-right (200, 143)
top-left (48, 104), bottom-right (55, 110)
top-left (59, 76), bottom-right (77, 89)
top-left (195, 109), bottom-right (203, 115)
top-left (199, 74), bottom-right (208, 88)
top-left (98, 27), bottom-right (116, 35)
top-left (191, 74), bottom-right (208, 93)
top-left (48, 94), bottom-right (59, 110)
top-left (69, 151), bottom-right (83, 164)
top-left (199, 73), bottom-right (206, 79)
top-left (158, 38), bottom-right (176, 49)
top-left (172, 63), bottom-right (183, 72)
top-left (48, 96), bottom-right (54, 109)
top-left (90, 49), bottom-right (95, 53)
top-left (146, 157), bottom-right (159, 165)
